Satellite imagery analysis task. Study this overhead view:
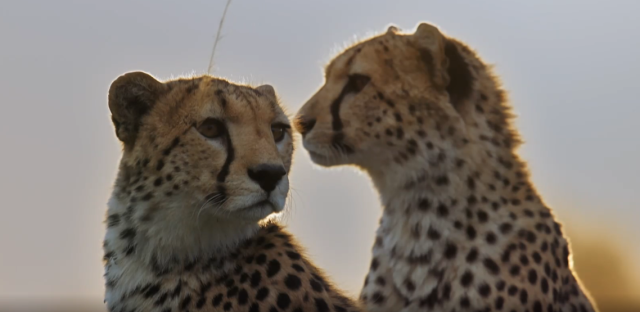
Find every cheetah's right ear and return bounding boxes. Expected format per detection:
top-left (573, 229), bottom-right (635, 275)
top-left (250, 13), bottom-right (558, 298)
top-left (413, 22), bottom-right (473, 109)
top-left (108, 71), bottom-right (166, 147)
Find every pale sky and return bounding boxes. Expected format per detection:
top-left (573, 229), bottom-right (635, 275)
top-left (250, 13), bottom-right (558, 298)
top-left (0, 0), bottom-right (638, 304)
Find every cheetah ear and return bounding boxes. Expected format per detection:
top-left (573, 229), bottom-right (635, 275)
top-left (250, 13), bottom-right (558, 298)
top-left (256, 84), bottom-right (277, 100)
top-left (413, 22), bottom-right (473, 109)
top-left (108, 71), bottom-right (165, 146)
top-left (413, 23), bottom-right (446, 53)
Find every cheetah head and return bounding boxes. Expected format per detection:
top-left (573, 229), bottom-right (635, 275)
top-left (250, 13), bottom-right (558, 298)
top-left (295, 23), bottom-right (475, 174)
top-left (108, 72), bottom-right (293, 233)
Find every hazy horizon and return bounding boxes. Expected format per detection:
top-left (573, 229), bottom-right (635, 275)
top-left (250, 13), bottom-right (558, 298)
top-left (1, 0), bottom-right (638, 309)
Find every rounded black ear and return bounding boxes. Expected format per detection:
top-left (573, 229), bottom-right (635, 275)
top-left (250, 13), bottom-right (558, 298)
top-left (108, 71), bottom-right (165, 146)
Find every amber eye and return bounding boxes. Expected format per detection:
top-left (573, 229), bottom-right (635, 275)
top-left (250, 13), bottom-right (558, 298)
top-left (271, 123), bottom-right (289, 143)
top-left (348, 74), bottom-right (371, 93)
top-left (197, 118), bottom-right (225, 139)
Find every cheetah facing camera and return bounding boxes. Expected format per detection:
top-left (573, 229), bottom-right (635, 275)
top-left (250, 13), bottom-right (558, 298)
top-left (295, 23), bottom-right (598, 312)
top-left (103, 72), bottom-right (359, 312)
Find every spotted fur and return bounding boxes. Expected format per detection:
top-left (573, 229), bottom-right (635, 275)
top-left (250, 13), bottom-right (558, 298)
top-left (295, 23), bottom-right (598, 312)
top-left (103, 72), bottom-right (359, 312)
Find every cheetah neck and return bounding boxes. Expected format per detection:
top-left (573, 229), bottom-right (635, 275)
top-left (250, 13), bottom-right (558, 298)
top-left (103, 192), bottom-right (260, 270)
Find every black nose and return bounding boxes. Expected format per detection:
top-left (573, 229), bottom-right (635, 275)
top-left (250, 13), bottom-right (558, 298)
top-left (247, 164), bottom-right (287, 192)
top-left (295, 117), bottom-right (316, 137)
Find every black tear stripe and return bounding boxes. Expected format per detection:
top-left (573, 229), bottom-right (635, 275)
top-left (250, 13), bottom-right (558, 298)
top-left (216, 129), bottom-right (235, 183)
top-left (162, 137), bottom-right (180, 156)
top-left (329, 75), bottom-right (363, 154)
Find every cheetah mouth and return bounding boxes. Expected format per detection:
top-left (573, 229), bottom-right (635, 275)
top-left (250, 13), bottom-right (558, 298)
top-left (242, 199), bottom-right (274, 211)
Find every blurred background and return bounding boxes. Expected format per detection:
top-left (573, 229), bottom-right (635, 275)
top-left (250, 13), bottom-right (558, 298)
top-left (0, 0), bottom-right (638, 311)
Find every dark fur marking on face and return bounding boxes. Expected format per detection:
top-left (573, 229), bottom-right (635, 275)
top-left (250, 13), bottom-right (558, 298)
top-left (163, 137), bottom-right (180, 156)
top-left (216, 125), bottom-right (234, 183)
top-left (329, 74), bottom-right (369, 153)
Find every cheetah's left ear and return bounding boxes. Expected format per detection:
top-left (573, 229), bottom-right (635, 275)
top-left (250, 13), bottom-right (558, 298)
top-left (413, 22), bottom-right (473, 109)
top-left (108, 71), bottom-right (167, 147)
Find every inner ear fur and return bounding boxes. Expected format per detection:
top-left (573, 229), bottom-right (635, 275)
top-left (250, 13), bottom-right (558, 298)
top-left (108, 71), bottom-right (166, 147)
top-left (412, 22), bottom-right (473, 108)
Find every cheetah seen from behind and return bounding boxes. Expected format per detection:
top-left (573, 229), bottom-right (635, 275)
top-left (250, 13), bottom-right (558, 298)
top-left (295, 23), bottom-right (597, 312)
top-left (103, 72), bottom-right (360, 312)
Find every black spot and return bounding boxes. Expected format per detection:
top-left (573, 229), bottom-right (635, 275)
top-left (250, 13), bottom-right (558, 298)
top-left (541, 278), bottom-right (549, 294)
top-left (460, 296), bottom-right (470, 307)
top-left (418, 198), bottom-right (431, 211)
top-left (284, 274), bottom-right (302, 291)
top-left (315, 298), bottom-right (330, 312)
top-left (510, 265), bottom-right (521, 276)
top-left (310, 279), bottom-right (324, 293)
top-left (196, 297), bottom-right (206, 309)
top-left (286, 251), bottom-right (301, 260)
top-left (249, 303), bottom-right (260, 312)
top-left (437, 204), bottom-right (449, 217)
top-left (266, 260), bottom-right (281, 277)
top-left (460, 271), bottom-right (474, 287)
top-left (250, 271), bottom-right (262, 288)
top-left (483, 258), bottom-right (500, 275)
top-left (495, 296), bottom-right (505, 310)
top-left (427, 227), bottom-right (441, 240)
top-left (370, 258), bottom-right (379, 271)
top-left (466, 248), bottom-right (478, 263)
top-left (466, 225), bottom-right (476, 240)
top-left (292, 264), bottom-right (305, 272)
top-left (528, 269), bottom-right (538, 285)
top-left (520, 289), bottom-right (528, 304)
top-left (486, 232), bottom-right (497, 244)
top-left (277, 293), bottom-right (291, 310)
top-left (212, 294), bottom-right (223, 307)
top-left (477, 210), bottom-right (488, 222)
top-left (533, 301), bottom-right (543, 312)
top-left (227, 286), bottom-right (238, 298)
top-left (500, 222), bottom-right (513, 234)
top-left (256, 287), bottom-right (269, 301)
top-left (444, 243), bottom-right (458, 259)
top-left (478, 283), bottom-right (491, 297)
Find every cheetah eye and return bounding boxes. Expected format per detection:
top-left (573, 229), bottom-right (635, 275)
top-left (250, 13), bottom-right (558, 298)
top-left (197, 118), bottom-right (225, 139)
top-left (348, 74), bottom-right (371, 93)
top-left (271, 123), bottom-right (290, 143)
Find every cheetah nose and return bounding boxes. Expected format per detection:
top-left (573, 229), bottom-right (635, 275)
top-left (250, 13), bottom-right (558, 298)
top-left (247, 164), bottom-right (287, 193)
top-left (294, 117), bottom-right (316, 137)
